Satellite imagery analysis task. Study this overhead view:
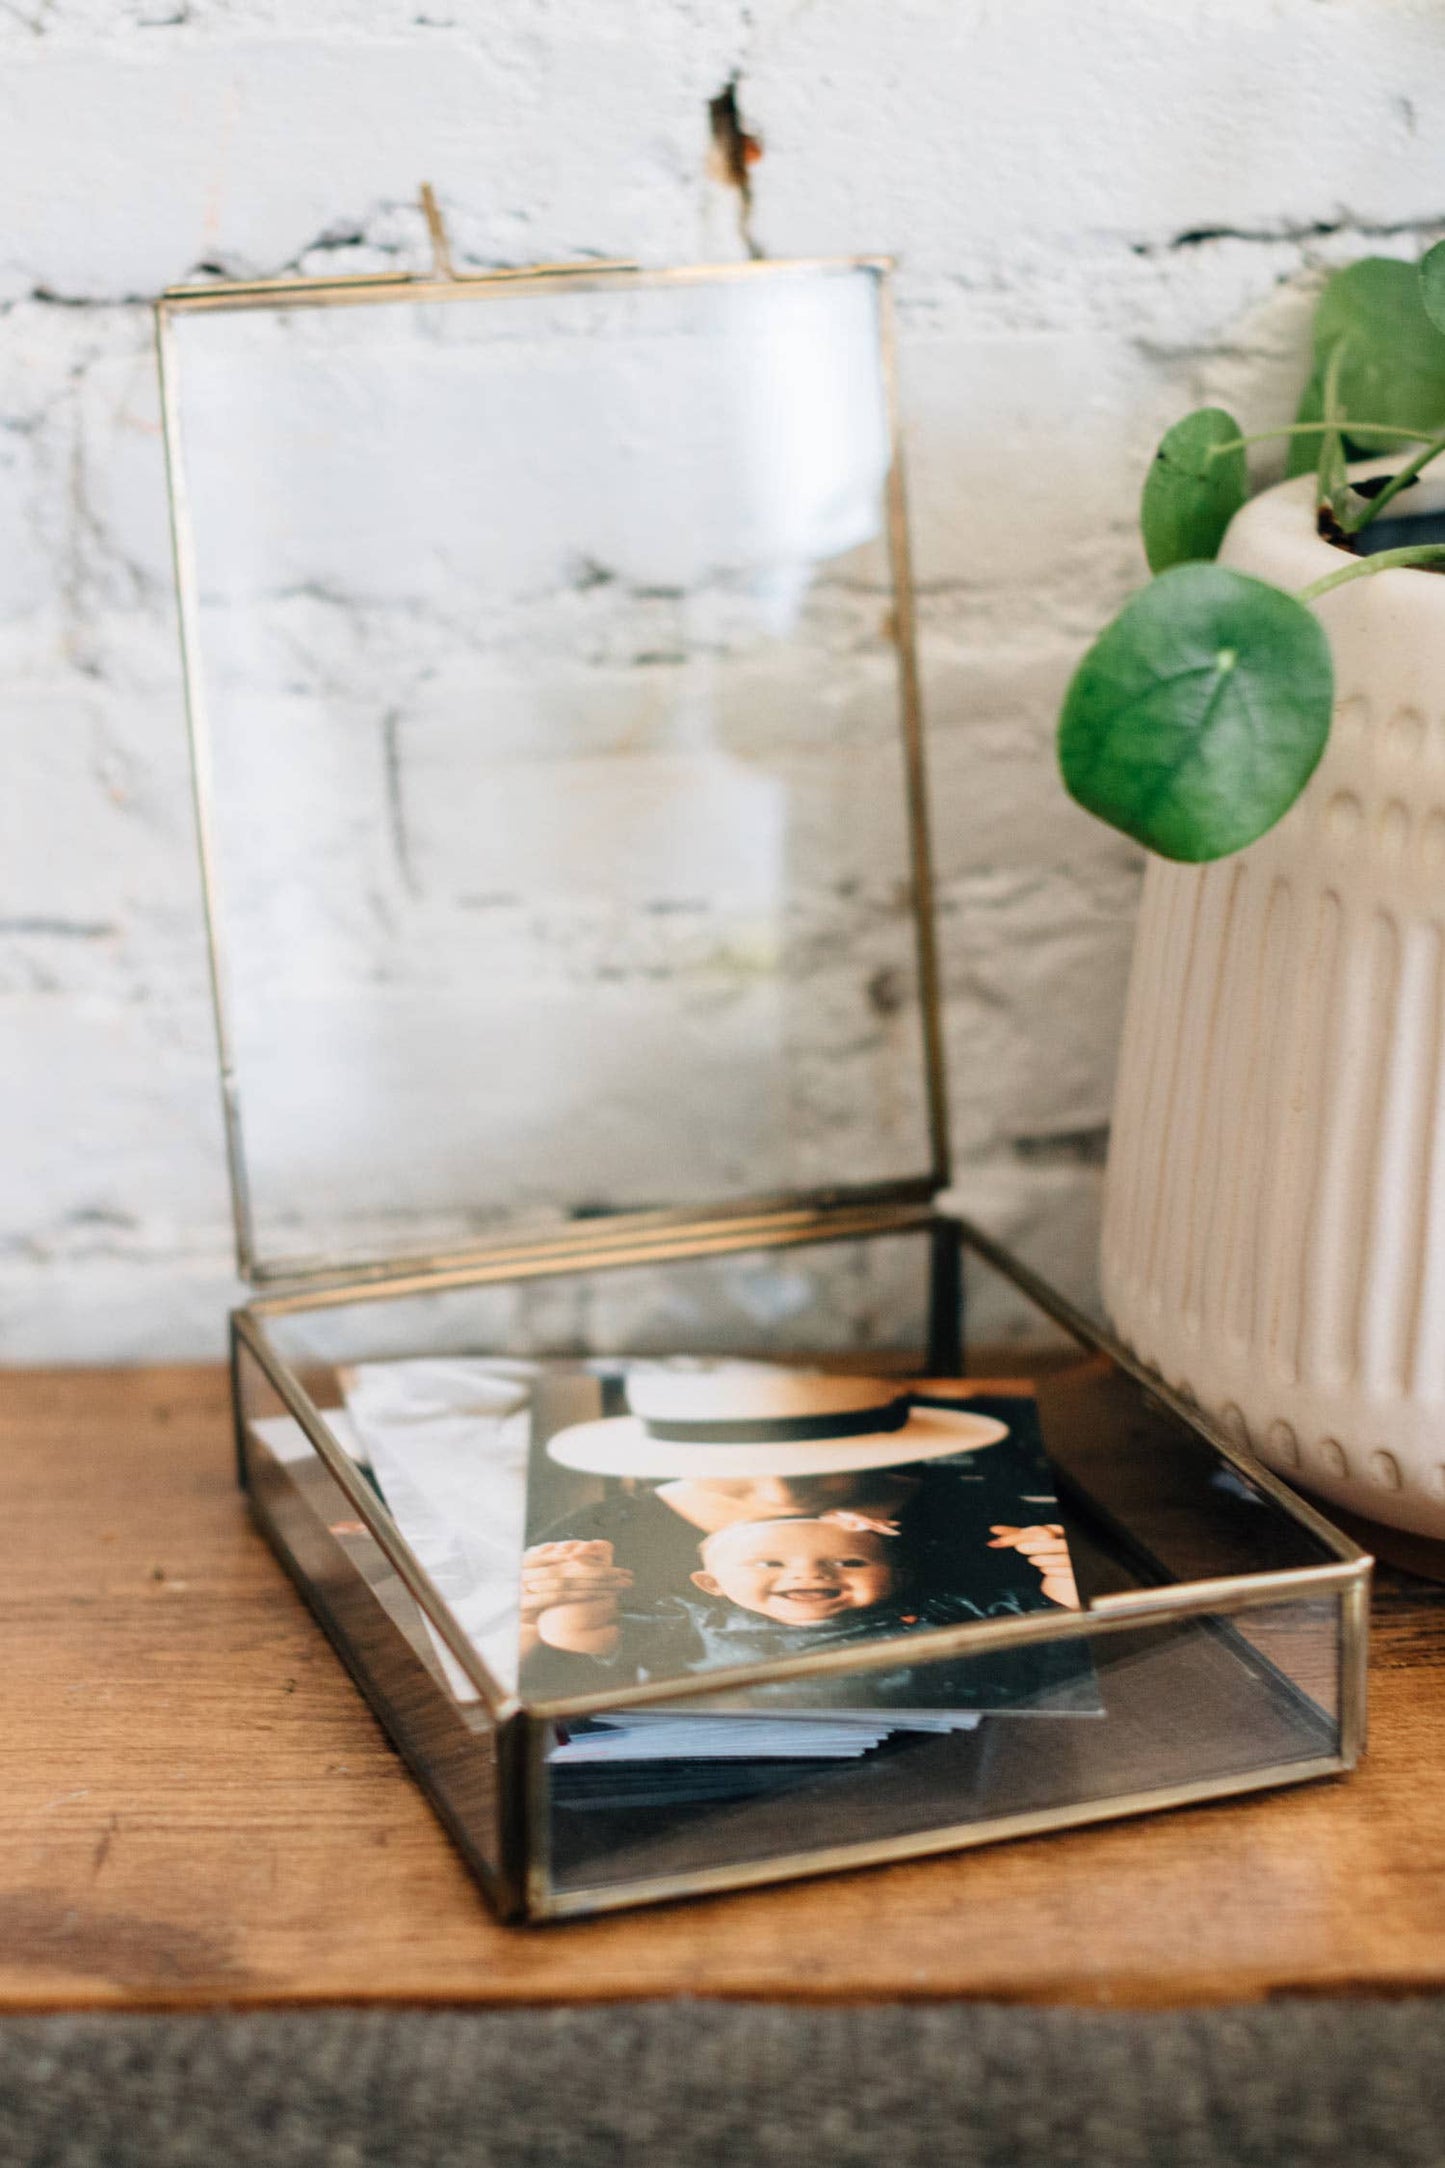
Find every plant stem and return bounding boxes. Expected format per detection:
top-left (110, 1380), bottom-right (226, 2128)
top-left (1338, 425), bottom-right (1445, 533)
top-left (1205, 422), bottom-right (1427, 460)
top-left (1209, 421), bottom-right (1445, 537)
top-left (1318, 339), bottom-right (1351, 530)
top-left (1299, 544), bottom-right (1445, 602)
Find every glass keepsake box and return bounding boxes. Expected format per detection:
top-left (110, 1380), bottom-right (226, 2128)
top-left (157, 236), bottom-right (1369, 1922)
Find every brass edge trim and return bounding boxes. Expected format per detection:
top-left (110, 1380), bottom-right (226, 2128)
top-left (419, 184), bottom-right (457, 281)
top-left (234, 1311), bottom-right (516, 1721)
top-left (878, 268), bottom-right (950, 1193)
top-left (244, 1200), bottom-right (939, 1316)
top-left (1085, 1560), bottom-right (1362, 1616)
top-left (1339, 1569), bottom-right (1371, 1765)
top-left (227, 1311), bottom-right (251, 1494)
top-left (523, 1563), bottom-right (1359, 1722)
top-left (160, 254), bottom-right (893, 314)
top-left (523, 1712), bottom-right (555, 1922)
top-left (162, 272), bottom-right (418, 302)
top-left (155, 303), bottom-right (259, 1279)
top-left (947, 1211), bottom-right (1373, 1572)
top-left (492, 1706), bottom-right (534, 1922)
top-left (245, 1181), bottom-right (939, 1299)
top-left (533, 1753), bottom-right (1350, 1921)
top-left (249, 1179), bottom-right (940, 1292)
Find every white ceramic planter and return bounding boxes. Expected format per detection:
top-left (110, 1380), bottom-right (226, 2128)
top-left (1102, 464), bottom-right (1445, 1539)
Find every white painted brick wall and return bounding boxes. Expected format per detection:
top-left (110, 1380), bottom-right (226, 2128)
top-left (5, 0), bottom-right (1444, 1360)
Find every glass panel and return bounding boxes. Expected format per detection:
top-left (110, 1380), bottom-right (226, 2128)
top-left (259, 1226), bottom-right (937, 1375)
top-left (252, 1229), bottom-right (1343, 1719)
top-left (234, 1332), bottom-right (515, 1913)
top-left (540, 1594), bottom-right (1343, 1911)
top-left (253, 1228), bottom-right (941, 1718)
top-left (236, 1226), bottom-right (1359, 1919)
top-left (167, 266), bottom-right (933, 1274)
top-left (957, 1238), bottom-right (1345, 1587)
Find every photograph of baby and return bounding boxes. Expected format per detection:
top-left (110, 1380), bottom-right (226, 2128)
top-left (520, 1362), bottom-right (1097, 1717)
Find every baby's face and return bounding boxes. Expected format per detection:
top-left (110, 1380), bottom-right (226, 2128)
top-left (693, 1519), bottom-right (895, 1624)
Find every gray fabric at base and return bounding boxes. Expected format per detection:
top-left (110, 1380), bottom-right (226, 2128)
top-left (2, 1999), bottom-right (1443, 2168)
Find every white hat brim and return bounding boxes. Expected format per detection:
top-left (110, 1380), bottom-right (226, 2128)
top-left (544, 1406), bottom-right (1010, 1478)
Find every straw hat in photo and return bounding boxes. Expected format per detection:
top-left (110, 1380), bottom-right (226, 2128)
top-left (545, 1362), bottom-right (1009, 1477)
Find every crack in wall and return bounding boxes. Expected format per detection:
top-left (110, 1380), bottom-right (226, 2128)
top-left (1139, 212), bottom-right (1445, 255)
top-left (1012, 1124), bottom-right (1111, 1167)
top-left (7, 205), bottom-right (1444, 316)
top-left (381, 707), bottom-right (419, 897)
top-left (0, 917), bottom-right (116, 938)
top-left (0, 0), bottom-right (54, 32)
top-left (708, 80), bottom-right (764, 260)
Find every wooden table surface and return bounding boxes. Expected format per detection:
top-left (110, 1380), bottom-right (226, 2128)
top-left (5, 1363), bottom-right (1445, 2011)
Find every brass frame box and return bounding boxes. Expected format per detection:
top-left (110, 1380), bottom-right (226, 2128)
top-left (158, 226), bottom-right (1370, 1923)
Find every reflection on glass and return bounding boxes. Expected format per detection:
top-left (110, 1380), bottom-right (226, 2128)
top-left (169, 268), bottom-right (931, 1272)
top-left (260, 1228), bottom-right (937, 1372)
top-left (233, 1227), bottom-right (1361, 1921)
top-left (542, 1595), bottom-right (1344, 1909)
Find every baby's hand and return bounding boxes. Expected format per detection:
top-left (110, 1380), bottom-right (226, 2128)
top-left (521, 1539), bottom-right (633, 1622)
top-left (987, 1523), bottom-right (1080, 1610)
top-left (821, 1508), bottom-right (901, 1536)
top-left (536, 1594), bottom-right (623, 1658)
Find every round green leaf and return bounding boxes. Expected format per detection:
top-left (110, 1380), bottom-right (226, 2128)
top-left (1058, 563), bottom-right (1334, 862)
top-left (1307, 257), bottom-right (1445, 445)
top-left (1421, 239), bottom-right (1445, 338)
top-left (1140, 407), bottom-right (1247, 572)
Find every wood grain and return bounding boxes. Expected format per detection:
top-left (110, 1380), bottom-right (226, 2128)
top-left (3, 1364), bottom-right (1445, 2011)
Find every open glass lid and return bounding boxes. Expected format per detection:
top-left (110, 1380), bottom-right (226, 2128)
top-left (159, 258), bottom-right (948, 1283)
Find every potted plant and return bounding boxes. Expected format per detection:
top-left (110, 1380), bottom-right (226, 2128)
top-left (1060, 247), bottom-right (1445, 1541)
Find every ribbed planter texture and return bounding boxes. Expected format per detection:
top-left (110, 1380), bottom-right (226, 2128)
top-left (1102, 465), bottom-right (1445, 1540)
